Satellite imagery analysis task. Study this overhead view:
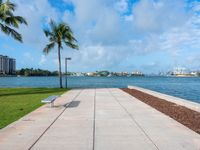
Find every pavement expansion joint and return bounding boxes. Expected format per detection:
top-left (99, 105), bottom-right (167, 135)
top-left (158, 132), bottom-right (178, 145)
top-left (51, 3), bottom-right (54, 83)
top-left (28, 90), bottom-right (83, 150)
top-left (109, 89), bottom-right (160, 150)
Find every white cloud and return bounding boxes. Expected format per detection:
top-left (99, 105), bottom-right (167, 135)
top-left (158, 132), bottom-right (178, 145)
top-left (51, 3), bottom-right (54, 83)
top-left (131, 0), bottom-right (189, 34)
top-left (63, 0), bottom-right (103, 24)
top-left (62, 44), bottom-right (133, 71)
top-left (2, 0), bottom-right (200, 73)
top-left (20, 52), bottom-right (34, 68)
top-left (60, 0), bottom-right (200, 72)
top-left (114, 0), bottom-right (128, 13)
top-left (23, 52), bottom-right (34, 61)
top-left (13, 0), bottom-right (60, 47)
top-left (88, 9), bottom-right (123, 45)
top-left (39, 55), bottom-right (47, 66)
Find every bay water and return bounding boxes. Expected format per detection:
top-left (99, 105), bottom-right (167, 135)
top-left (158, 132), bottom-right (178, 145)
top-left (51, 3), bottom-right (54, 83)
top-left (0, 76), bottom-right (199, 103)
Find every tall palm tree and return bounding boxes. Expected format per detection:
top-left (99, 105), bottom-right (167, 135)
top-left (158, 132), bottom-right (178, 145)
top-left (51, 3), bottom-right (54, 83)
top-left (0, 0), bottom-right (27, 42)
top-left (43, 20), bottom-right (78, 88)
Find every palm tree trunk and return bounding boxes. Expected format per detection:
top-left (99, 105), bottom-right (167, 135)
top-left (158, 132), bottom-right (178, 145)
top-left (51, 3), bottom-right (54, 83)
top-left (58, 45), bottom-right (63, 88)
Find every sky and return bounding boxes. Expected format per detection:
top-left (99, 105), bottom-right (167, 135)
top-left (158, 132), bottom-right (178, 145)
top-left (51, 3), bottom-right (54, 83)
top-left (0, 0), bottom-right (200, 74)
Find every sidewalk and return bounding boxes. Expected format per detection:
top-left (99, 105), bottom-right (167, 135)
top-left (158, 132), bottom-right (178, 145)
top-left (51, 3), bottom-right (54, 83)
top-left (0, 88), bottom-right (199, 150)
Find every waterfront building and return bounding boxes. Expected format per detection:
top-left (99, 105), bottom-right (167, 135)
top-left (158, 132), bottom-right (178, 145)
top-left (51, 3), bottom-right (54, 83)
top-left (0, 55), bottom-right (16, 75)
top-left (172, 67), bottom-right (188, 75)
top-left (131, 71), bottom-right (144, 76)
top-left (171, 67), bottom-right (196, 77)
top-left (190, 71), bottom-right (198, 76)
top-left (86, 72), bottom-right (97, 76)
top-left (75, 72), bottom-right (84, 76)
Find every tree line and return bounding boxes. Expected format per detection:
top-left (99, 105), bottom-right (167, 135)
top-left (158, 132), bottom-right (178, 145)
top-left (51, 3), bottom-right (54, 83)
top-left (16, 68), bottom-right (58, 76)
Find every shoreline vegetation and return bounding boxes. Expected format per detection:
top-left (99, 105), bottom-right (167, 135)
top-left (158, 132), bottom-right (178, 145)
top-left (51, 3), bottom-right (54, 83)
top-left (1, 68), bottom-right (145, 77)
top-left (16, 68), bottom-right (59, 76)
top-left (1, 68), bottom-right (200, 77)
top-left (0, 88), bottom-right (68, 129)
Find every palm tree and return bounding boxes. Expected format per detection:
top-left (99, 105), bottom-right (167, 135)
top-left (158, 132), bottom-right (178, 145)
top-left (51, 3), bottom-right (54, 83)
top-left (43, 20), bottom-right (78, 88)
top-left (0, 0), bottom-right (27, 42)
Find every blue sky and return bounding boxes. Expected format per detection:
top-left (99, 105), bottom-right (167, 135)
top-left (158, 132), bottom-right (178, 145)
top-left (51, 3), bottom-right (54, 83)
top-left (0, 0), bottom-right (200, 74)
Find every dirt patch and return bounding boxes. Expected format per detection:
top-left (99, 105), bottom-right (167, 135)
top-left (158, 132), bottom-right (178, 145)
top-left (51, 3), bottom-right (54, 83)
top-left (122, 88), bottom-right (200, 134)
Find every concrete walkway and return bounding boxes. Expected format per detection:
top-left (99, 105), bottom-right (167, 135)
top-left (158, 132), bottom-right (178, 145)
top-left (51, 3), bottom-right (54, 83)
top-left (0, 88), bottom-right (200, 150)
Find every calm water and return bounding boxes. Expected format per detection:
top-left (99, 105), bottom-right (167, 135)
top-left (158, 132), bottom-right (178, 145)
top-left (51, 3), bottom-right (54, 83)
top-left (0, 76), bottom-right (200, 103)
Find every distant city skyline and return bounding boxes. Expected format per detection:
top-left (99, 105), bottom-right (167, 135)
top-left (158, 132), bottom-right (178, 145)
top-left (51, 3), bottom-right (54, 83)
top-left (16, 66), bottom-right (200, 77)
top-left (0, 0), bottom-right (200, 74)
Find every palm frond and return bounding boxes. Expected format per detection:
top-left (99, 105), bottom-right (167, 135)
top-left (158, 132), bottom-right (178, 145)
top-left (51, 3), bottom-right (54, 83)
top-left (6, 0), bottom-right (16, 10)
top-left (4, 16), bottom-right (27, 27)
top-left (0, 0), bottom-right (16, 12)
top-left (3, 16), bottom-right (18, 27)
top-left (64, 41), bottom-right (79, 50)
top-left (0, 23), bottom-right (22, 42)
top-left (2, 13), bottom-right (27, 28)
top-left (49, 19), bottom-right (57, 32)
top-left (59, 23), bottom-right (72, 33)
top-left (43, 19), bottom-right (78, 56)
top-left (0, 22), bottom-right (4, 31)
top-left (43, 42), bottom-right (55, 54)
top-left (0, 0), bottom-right (27, 42)
top-left (12, 16), bottom-right (27, 25)
top-left (44, 29), bottom-right (53, 37)
top-left (64, 32), bottom-right (77, 42)
top-left (49, 36), bottom-right (56, 42)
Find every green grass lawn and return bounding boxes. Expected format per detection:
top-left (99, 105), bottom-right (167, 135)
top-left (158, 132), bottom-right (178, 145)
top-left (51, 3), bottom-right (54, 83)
top-left (0, 88), bottom-right (68, 129)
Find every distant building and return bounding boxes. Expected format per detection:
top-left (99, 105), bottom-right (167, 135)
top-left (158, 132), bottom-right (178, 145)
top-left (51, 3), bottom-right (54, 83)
top-left (74, 72), bottom-right (84, 76)
top-left (131, 71), bottom-right (144, 76)
top-left (0, 55), bottom-right (16, 75)
top-left (86, 72), bottom-right (97, 76)
top-left (171, 67), bottom-right (196, 77)
top-left (172, 67), bottom-right (188, 75)
top-left (190, 71), bottom-right (198, 76)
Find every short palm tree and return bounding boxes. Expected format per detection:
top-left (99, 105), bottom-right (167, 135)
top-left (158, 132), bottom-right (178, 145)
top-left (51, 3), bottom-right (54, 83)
top-left (0, 0), bottom-right (27, 42)
top-left (43, 20), bottom-right (78, 88)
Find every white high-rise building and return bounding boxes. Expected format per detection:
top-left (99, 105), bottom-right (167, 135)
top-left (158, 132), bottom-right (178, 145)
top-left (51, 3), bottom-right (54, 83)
top-left (0, 55), bottom-right (16, 75)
